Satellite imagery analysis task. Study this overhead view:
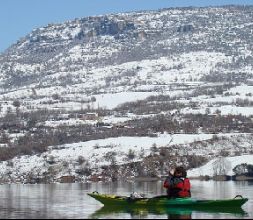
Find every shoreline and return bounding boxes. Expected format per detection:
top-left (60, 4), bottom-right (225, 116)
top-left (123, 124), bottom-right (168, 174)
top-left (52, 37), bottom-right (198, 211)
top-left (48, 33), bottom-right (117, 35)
top-left (1, 175), bottom-right (253, 185)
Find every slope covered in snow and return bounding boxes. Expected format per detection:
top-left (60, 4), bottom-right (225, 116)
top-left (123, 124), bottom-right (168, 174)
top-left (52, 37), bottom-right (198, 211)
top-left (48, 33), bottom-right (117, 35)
top-left (188, 155), bottom-right (253, 177)
top-left (0, 5), bottom-right (253, 183)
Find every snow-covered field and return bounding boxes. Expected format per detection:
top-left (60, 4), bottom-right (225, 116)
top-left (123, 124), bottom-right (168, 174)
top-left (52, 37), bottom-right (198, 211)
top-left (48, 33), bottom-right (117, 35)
top-left (2, 84), bottom-right (253, 117)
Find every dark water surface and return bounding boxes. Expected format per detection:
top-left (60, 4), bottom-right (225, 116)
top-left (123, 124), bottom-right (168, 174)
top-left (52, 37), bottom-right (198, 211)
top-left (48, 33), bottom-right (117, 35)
top-left (0, 180), bottom-right (252, 219)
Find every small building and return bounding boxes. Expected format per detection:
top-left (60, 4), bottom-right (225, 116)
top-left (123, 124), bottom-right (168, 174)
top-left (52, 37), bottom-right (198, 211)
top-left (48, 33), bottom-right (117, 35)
top-left (59, 176), bottom-right (76, 183)
top-left (213, 175), bottom-right (232, 181)
top-left (88, 175), bottom-right (104, 182)
top-left (57, 114), bottom-right (70, 120)
top-left (79, 113), bottom-right (99, 121)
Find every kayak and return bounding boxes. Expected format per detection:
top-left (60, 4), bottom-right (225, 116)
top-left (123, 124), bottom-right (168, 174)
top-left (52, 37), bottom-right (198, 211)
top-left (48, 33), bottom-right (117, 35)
top-left (88, 192), bottom-right (248, 210)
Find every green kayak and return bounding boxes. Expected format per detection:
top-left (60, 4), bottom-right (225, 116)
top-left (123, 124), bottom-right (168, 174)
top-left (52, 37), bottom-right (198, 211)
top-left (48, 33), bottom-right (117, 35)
top-left (88, 192), bottom-right (248, 210)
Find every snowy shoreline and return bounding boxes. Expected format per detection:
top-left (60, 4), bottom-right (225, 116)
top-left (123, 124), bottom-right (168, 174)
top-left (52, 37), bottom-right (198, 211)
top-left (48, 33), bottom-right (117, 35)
top-left (188, 155), bottom-right (253, 178)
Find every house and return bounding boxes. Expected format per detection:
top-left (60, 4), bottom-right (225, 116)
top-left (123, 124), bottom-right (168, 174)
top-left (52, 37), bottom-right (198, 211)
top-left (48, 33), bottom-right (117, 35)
top-left (58, 176), bottom-right (76, 183)
top-left (79, 113), bottom-right (99, 121)
top-left (57, 114), bottom-right (70, 120)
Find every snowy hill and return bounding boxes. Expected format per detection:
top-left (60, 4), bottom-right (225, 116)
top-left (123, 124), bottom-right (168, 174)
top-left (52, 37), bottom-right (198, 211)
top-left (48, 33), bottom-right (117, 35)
top-left (1, 5), bottom-right (253, 96)
top-left (0, 5), bottom-right (253, 183)
top-left (0, 6), bottom-right (253, 115)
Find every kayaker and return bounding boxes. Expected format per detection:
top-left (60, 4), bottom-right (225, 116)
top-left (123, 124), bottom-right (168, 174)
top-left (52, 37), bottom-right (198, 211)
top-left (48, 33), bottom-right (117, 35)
top-left (163, 166), bottom-right (191, 198)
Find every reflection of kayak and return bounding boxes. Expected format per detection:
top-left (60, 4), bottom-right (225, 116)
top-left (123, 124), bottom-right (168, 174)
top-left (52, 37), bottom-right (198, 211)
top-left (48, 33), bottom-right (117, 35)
top-left (89, 206), bottom-right (193, 219)
top-left (88, 192), bottom-right (248, 212)
top-left (90, 204), bottom-right (247, 219)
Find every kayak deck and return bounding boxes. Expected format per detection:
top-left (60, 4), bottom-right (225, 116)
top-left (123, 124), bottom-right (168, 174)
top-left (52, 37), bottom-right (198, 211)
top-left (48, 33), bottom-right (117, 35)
top-left (88, 192), bottom-right (248, 209)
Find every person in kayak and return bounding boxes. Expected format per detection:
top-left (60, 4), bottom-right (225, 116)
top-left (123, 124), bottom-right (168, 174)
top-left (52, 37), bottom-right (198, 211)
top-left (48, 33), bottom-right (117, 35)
top-left (163, 166), bottom-right (191, 198)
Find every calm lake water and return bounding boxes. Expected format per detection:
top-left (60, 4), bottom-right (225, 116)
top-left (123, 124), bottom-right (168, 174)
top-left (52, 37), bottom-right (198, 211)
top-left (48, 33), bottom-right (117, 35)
top-left (0, 180), bottom-right (252, 219)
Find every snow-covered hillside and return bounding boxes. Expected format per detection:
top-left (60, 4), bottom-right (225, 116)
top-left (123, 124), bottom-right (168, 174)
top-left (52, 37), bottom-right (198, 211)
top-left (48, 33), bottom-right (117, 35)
top-left (0, 133), bottom-right (252, 183)
top-left (0, 6), bottom-right (252, 117)
top-left (0, 5), bottom-right (252, 183)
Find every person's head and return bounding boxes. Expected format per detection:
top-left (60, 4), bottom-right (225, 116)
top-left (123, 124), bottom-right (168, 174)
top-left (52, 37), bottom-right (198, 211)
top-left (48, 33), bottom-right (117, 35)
top-left (174, 166), bottom-right (187, 178)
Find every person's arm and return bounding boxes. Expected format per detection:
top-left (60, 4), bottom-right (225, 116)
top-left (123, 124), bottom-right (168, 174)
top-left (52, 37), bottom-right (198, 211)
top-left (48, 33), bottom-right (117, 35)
top-left (163, 170), bottom-right (174, 188)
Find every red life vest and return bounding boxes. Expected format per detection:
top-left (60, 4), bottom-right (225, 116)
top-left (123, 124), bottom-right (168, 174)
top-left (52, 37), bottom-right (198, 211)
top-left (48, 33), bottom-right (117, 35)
top-left (175, 178), bottom-right (191, 197)
top-left (164, 178), bottom-right (191, 198)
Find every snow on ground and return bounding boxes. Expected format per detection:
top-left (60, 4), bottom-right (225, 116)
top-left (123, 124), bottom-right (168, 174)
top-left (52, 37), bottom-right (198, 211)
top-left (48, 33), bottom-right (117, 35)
top-left (180, 105), bottom-right (253, 116)
top-left (48, 133), bottom-right (217, 166)
top-left (191, 94), bottom-right (253, 104)
top-left (0, 132), bottom-right (251, 182)
top-left (0, 87), bottom-right (192, 113)
top-left (214, 106), bottom-right (253, 116)
top-left (0, 133), bottom-right (220, 179)
top-left (41, 119), bottom-right (97, 127)
top-left (93, 92), bottom-right (159, 109)
top-left (188, 155), bottom-right (253, 177)
top-left (228, 84), bottom-right (253, 96)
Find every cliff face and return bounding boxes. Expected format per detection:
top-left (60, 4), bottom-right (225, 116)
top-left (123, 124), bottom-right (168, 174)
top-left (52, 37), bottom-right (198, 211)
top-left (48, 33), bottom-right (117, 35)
top-left (0, 5), bottom-right (253, 93)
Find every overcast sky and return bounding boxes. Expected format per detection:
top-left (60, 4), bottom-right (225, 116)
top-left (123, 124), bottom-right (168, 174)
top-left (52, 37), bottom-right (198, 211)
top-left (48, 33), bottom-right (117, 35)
top-left (0, 0), bottom-right (252, 52)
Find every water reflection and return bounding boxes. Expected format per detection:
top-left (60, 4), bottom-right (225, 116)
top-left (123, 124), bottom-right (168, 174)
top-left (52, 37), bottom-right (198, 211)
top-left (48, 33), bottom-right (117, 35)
top-left (90, 206), bottom-right (193, 219)
top-left (0, 181), bottom-right (251, 219)
top-left (89, 205), bottom-right (248, 219)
